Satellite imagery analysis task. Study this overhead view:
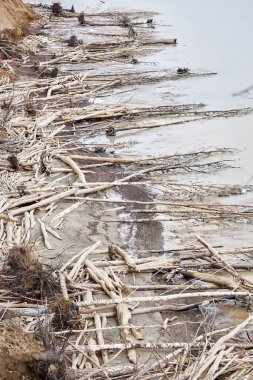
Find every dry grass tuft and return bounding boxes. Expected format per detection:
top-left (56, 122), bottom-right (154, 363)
top-left (51, 298), bottom-right (79, 329)
top-left (6, 245), bottom-right (59, 299)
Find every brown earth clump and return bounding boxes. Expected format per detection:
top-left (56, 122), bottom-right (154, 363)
top-left (0, 69), bottom-right (15, 79)
top-left (52, 298), bottom-right (79, 329)
top-left (8, 244), bottom-right (39, 269)
top-left (0, 323), bottom-right (67, 379)
top-left (0, 324), bottom-right (44, 379)
top-left (6, 245), bottom-right (59, 299)
top-left (0, 0), bottom-right (38, 40)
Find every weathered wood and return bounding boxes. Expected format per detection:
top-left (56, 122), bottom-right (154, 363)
top-left (116, 303), bottom-right (136, 364)
top-left (10, 188), bottom-right (77, 216)
top-left (94, 313), bottom-right (108, 364)
top-left (196, 235), bottom-right (253, 290)
top-left (77, 291), bottom-right (249, 307)
top-left (110, 244), bottom-right (136, 269)
top-left (68, 241), bottom-right (101, 281)
top-left (181, 270), bottom-right (237, 290)
top-left (56, 154), bottom-right (88, 187)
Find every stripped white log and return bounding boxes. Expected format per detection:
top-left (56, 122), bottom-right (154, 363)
top-left (70, 152), bottom-right (183, 164)
top-left (71, 258), bottom-right (178, 274)
top-left (56, 155), bottom-right (88, 187)
top-left (196, 234), bottom-right (253, 289)
top-left (0, 306), bottom-right (47, 316)
top-left (0, 197), bottom-right (7, 213)
top-left (30, 210), bottom-right (35, 229)
top-left (86, 268), bottom-right (113, 298)
top-left (24, 212), bottom-right (31, 245)
top-left (50, 200), bottom-right (85, 225)
top-left (36, 111), bottom-right (60, 130)
top-left (117, 303), bottom-right (136, 364)
top-left (191, 315), bottom-right (253, 380)
top-left (49, 124), bottom-right (66, 137)
top-left (38, 218), bottom-right (53, 250)
top-left (10, 188), bottom-right (77, 216)
top-left (102, 316), bottom-right (107, 328)
top-left (45, 225), bottom-right (62, 240)
top-left (67, 363), bottom-right (146, 378)
top-left (76, 291), bottom-right (249, 307)
top-left (66, 341), bottom-right (200, 353)
top-left (2, 192), bottom-right (55, 213)
top-left (77, 322), bottom-right (89, 369)
top-left (79, 300), bottom-right (205, 319)
top-left (87, 337), bottom-right (100, 368)
top-left (85, 260), bottom-right (117, 298)
top-left (59, 272), bottom-right (69, 300)
top-left (88, 256), bottom-right (178, 268)
top-left (85, 289), bottom-right (93, 306)
top-left (71, 328), bottom-right (87, 369)
top-left (14, 226), bottom-right (22, 245)
top-left (6, 222), bottom-right (13, 248)
top-left (52, 218), bottom-right (63, 229)
top-left (76, 164), bottom-right (169, 197)
top-left (94, 313), bottom-right (108, 364)
top-left (0, 219), bottom-right (4, 240)
top-left (60, 248), bottom-right (88, 273)
top-left (111, 245), bottom-right (136, 270)
top-left (68, 241), bottom-right (101, 281)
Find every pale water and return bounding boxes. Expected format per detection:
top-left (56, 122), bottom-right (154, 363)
top-left (29, 0), bottom-right (253, 189)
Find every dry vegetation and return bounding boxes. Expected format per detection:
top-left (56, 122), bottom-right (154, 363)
top-left (0, 0), bottom-right (37, 41)
top-left (0, 2), bottom-right (253, 379)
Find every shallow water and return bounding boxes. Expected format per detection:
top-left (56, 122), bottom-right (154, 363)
top-left (30, 0), bottom-right (253, 187)
top-left (30, 2), bottom-right (253, 192)
top-left (31, 0), bottom-right (253, 106)
top-left (29, 0), bottom-right (253, 232)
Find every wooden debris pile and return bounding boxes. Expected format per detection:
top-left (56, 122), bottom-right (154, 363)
top-left (0, 3), bottom-right (253, 380)
top-left (1, 237), bottom-right (253, 379)
top-left (0, 69), bottom-right (217, 108)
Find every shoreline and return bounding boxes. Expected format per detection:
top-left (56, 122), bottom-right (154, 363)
top-left (0, 2), bottom-right (253, 379)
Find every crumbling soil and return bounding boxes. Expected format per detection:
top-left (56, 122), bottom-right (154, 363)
top-left (0, 326), bottom-right (44, 379)
top-left (0, 0), bottom-right (37, 41)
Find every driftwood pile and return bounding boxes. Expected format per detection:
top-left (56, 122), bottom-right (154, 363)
top-left (0, 3), bottom-right (253, 380)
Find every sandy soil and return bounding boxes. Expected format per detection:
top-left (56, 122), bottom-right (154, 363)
top-left (0, 0), bottom-right (37, 39)
top-left (0, 326), bottom-right (44, 379)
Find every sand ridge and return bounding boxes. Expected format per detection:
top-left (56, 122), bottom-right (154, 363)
top-left (0, 0), bottom-right (37, 39)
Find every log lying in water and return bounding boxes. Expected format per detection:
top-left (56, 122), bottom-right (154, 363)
top-left (141, 38), bottom-right (177, 45)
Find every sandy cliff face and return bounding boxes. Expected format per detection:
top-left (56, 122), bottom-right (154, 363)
top-left (0, 0), bottom-right (37, 38)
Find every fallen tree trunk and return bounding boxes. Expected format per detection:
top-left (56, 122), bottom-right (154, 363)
top-left (181, 270), bottom-right (237, 290)
top-left (76, 290), bottom-right (249, 307)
